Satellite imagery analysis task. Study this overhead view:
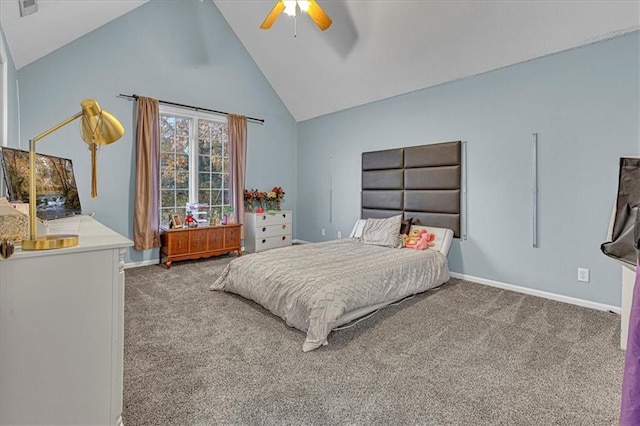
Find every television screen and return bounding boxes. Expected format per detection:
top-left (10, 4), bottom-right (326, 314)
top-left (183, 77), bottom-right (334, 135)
top-left (0, 147), bottom-right (82, 220)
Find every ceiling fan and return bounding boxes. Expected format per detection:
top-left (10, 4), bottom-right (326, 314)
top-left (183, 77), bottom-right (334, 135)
top-left (260, 0), bottom-right (332, 32)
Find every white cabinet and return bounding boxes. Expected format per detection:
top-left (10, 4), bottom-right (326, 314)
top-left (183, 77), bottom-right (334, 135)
top-left (244, 211), bottom-right (292, 253)
top-left (0, 216), bottom-right (132, 425)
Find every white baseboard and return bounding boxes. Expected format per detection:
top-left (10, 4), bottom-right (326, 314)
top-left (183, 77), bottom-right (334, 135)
top-left (449, 272), bottom-right (621, 315)
top-left (124, 259), bottom-right (159, 269)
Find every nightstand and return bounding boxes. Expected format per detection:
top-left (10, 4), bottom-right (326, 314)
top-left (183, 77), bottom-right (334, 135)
top-left (244, 211), bottom-right (292, 253)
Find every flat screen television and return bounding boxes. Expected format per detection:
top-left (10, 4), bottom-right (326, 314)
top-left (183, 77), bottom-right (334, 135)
top-left (0, 147), bottom-right (82, 221)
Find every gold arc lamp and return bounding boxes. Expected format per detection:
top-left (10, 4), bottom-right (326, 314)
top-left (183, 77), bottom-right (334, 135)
top-left (22, 99), bottom-right (124, 251)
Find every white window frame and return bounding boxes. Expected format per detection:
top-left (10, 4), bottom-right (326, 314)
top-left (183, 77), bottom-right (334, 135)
top-left (0, 28), bottom-right (8, 148)
top-left (158, 105), bottom-right (230, 220)
top-left (0, 29), bottom-right (7, 198)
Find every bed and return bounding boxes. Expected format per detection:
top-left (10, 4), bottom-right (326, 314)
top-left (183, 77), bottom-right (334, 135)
top-left (212, 141), bottom-right (461, 351)
top-left (211, 219), bottom-right (454, 352)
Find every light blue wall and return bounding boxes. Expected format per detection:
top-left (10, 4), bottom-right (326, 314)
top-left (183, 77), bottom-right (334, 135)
top-left (15, 0), bottom-right (297, 263)
top-left (297, 32), bottom-right (640, 307)
top-left (1, 25), bottom-right (19, 148)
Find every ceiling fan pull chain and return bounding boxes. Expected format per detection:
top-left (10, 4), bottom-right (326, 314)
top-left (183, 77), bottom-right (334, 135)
top-left (294, 14), bottom-right (297, 37)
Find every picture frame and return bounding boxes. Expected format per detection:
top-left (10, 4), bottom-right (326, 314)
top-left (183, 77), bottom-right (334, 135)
top-left (171, 213), bottom-right (182, 229)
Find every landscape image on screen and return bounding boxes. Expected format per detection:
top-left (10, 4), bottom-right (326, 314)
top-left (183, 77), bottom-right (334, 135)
top-left (0, 147), bottom-right (82, 220)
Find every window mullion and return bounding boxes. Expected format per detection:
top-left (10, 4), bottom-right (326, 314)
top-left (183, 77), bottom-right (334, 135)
top-left (189, 117), bottom-right (198, 204)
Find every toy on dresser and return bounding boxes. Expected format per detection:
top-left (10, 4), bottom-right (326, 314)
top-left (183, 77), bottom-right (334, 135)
top-left (186, 202), bottom-right (208, 226)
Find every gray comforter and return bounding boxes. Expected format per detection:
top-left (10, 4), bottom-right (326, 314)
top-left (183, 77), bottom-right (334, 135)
top-left (211, 238), bottom-right (450, 352)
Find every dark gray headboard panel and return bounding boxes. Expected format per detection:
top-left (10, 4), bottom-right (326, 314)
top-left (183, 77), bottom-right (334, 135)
top-left (361, 141), bottom-right (462, 237)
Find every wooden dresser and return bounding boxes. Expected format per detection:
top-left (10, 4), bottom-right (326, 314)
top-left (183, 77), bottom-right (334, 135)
top-left (160, 224), bottom-right (241, 268)
top-left (0, 216), bottom-right (132, 425)
top-left (244, 211), bottom-right (292, 253)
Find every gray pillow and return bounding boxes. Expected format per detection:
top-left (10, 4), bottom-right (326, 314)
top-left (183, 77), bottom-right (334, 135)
top-left (361, 215), bottom-right (402, 247)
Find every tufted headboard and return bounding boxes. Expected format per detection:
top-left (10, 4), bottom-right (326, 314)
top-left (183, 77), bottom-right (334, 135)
top-left (361, 141), bottom-right (462, 237)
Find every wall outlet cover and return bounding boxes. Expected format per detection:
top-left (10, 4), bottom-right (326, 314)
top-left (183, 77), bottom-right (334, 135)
top-left (578, 268), bottom-right (590, 283)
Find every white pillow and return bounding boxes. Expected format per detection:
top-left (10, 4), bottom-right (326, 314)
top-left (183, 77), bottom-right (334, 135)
top-left (361, 215), bottom-right (402, 247)
top-left (349, 219), bottom-right (367, 239)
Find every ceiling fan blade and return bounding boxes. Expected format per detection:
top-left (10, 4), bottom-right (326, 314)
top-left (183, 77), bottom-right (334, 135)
top-left (307, 0), bottom-right (332, 31)
top-left (260, 1), bottom-right (286, 30)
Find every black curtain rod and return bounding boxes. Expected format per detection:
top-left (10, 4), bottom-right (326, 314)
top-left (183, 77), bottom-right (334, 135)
top-left (117, 93), bottom-right (265, 124)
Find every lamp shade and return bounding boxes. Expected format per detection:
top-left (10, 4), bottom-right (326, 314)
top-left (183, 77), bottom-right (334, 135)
top-left (79, 99), bottom-right (124, 198)
top-left (80, 99), bottom-right (124, 146)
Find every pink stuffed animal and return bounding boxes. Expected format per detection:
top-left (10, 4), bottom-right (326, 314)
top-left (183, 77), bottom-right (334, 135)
top-left (405, 229), bottom-right (435, 250)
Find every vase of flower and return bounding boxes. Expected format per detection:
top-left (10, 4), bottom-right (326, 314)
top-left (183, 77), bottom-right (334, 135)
top-left (266, 199), bottom-right (276, 213)
top-left (272, 186), bottom-right (285, 211)
top-left (243, 189), bottom-right (254, 213)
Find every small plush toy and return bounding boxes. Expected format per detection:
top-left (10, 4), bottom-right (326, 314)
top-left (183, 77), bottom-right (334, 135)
top-left (406, 229), bottom-right (435, 250)
top-left (405, 228), bottom-right (422, 246)
top-left (400, 233), bottom-right (409, 247)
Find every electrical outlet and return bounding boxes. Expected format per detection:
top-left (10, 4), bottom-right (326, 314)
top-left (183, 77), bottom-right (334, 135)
top-left (321, 228), bottom-right (326, 236)
top-left (337, 231), bottom-right (342, 239)
top-left (577, 268), bottom-right (590, 283)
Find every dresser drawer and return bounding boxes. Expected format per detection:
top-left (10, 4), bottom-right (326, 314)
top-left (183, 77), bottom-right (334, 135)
top-left (165, 230), bottom-right (189, 255)
top-left (224, 225), bottom-right (241, 247)
top-left (255, 234), bottom-right (292, 252)
top-left (207, 227), bottom-right (224, 251)
top-left (189, 229), bottom-right (208, 253)
top-left (252, 212), bottom-right (291, 226)
top-left (253, 223), bottom-right (291, 238)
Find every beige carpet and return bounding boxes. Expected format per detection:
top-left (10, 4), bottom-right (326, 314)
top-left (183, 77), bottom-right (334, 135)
top-left (123, 255), bottom-right (624, 425)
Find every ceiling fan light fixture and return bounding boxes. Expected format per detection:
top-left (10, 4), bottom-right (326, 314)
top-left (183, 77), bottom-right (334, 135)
top-left (297, 0), bottom-right (310, 13)
top-left (283, 1), bottom-right (297, 17)
top-left (260, 0), bottom-right (332, 31)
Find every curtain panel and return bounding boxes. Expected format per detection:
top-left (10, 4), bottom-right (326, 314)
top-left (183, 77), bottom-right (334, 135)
top-left (133, 96), bottom-right (160, 250)
top-left (620, 211), bottom-right (640, 425)
top-left (621, 254), bottom-right (640, 425)
top-left (228, 114), bottom-right (247, 239)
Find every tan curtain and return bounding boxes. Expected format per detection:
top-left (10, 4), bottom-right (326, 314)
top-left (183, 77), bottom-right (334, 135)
top-left (228, 114), bottom-right (247, 238)
top-left (133, 97), bottom-right (160, 250)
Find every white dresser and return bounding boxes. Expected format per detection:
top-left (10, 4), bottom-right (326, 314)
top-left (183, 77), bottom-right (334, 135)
top-left (0, 216), bottom-right (132, 425)
top-left (244, 210), bottom-right (292, 253)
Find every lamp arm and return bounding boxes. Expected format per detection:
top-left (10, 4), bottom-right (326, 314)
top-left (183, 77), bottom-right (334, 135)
top-left (31, 111), bottom-right (83, 143)
top-left (28, 111), bottom-right (83, 240)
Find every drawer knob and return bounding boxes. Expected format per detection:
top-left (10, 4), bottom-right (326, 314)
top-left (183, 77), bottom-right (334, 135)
top-left (282, 224), bottom-right (286, 230)
top-left (262, 227), bottom-right (266, 232)
top-left (262, 215), bottom-right (266, 220)
top-left (282, 236), bottom-right (286, 241)
top-left (262, 239), bottom-right (266, 244)
top-left (282, 214), bottom-right (286, 218)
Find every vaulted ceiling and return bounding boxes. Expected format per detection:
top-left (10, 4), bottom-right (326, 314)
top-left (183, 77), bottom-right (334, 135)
top-left (1, 0), bottom-right (638, 122)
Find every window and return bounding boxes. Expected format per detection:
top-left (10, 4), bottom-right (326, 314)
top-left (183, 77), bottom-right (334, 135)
top-left (159, 106), bottom-right (230, 227)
